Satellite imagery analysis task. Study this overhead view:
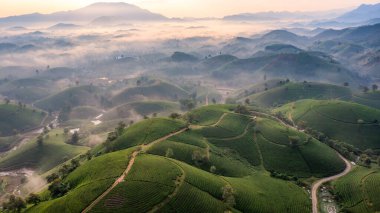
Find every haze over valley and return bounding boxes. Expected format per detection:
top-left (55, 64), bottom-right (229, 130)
top-left (0, 1), bottom-right (380, 213)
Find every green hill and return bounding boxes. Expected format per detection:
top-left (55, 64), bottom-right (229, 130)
top-left (24, 104), bottom-right (348, 212)
top-left (35, 85), bottom-right (102, 111)
top-left (103, 101), bottom-right (180, 121)
top-left (212, 52), bottom-right (361, 86)
top-left (241, 82), bottom-right (352, 107)
top-left (352, 91), bottom-right (380, 109)
top-left (332, 166), bottom-right (380, 213)
top-left (111, 82), bottom-right (189, 106)
top-left (69, 106), bottom-right (103, 120)
top-left (0, 104), bottom-right (45, 136)
top-left (276, 100), bottom-right (380, 150)
top-left (0, 78), bottom-right (57, 103)
top-left (0, 129), bottom-right (89, 173)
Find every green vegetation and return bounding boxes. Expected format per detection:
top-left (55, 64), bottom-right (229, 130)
top-left (243, 82), bottom-right (352, 107)
top-left (103, 101), bottom-right (180, 121)
top-left (26, 148), bottom-right (135, 213)
top-left (0, 104), bottom-right (45, 136)
top-left (111, 81), bottom-right (189, 106)
top-left (69, 106), bottom-right (102, 120)
top-left (352, 91), bottom-right (380, 109)
top-left (276, 99), bottom-right (380, 150)
top-left (332, 166), bottom-right (380, 213)
top-left (187, 104), bottom-right (233, 126)
top-left (0, 129), bottom-right (89, 173)
top-left (35, 85), bottom-right (102, 111)
top-left (106, 118), bottom-right (187, 151)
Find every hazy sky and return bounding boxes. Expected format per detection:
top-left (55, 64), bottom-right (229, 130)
top-left (0, 0), bottom-right (379, 18)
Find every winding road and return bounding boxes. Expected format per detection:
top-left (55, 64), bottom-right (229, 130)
top-left (311, 153), bottom-right (352, 213)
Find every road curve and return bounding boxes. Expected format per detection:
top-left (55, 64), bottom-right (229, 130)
top-left (311, 154), bottom-right (352, 213)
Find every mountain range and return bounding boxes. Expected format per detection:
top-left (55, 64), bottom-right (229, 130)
top-left (0, 2), bottom-right (167, 25)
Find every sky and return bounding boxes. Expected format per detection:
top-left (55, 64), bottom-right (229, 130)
top-left (0, 0), bottom-right (379, 18)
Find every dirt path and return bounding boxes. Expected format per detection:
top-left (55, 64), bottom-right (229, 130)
top-left (82, 151), bottom-right (138, 213)
top-left (311, 154), bottom-right (352, 213)
top-left (205, 94), bottom-right (209, 106)
top-left (82, 128), bottom-right (187, 213)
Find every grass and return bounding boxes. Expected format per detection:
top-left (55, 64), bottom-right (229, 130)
top-left (243, 82), bottom-right (352, 108)
top-left (111, 81), bottom-right (189, 106)
top-left (194, 113), bottom-right (252, 138)
top-left (0, 104), bottom-right (45, 136)
top-left (69, 106), bottom-right (102, 120)
top-left (0, 129), bottom-right (89, 173)
top-left (35, 85), bottom-right (101, 111)
top-left (208, 128), bottom-right (261, 166)
top-left (352, 91), bottom-right (380, 109)
top-left (332, 166), bottom-right (380, 213)
top-left (226, 175), bottom-right (311, 212)
top-left (0, 135), bottom-right (21, 152)
top-left (254, 117), bottom-right (345, 177)
top-left (109, 118), bottom-right (187, 151)
top-left (103, 101), bottom-right (180, 121)
top-left (276, 99), bottom-right (380, 150)
top-left (27, 148), bottom-right (136, 213)
top-left (91, 154), bottom-right (181, 212)
top-left (187, 104), bottom-right (234, 126)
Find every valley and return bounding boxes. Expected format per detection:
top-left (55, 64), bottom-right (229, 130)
top-left (0, 1), bottom-right (380, 212)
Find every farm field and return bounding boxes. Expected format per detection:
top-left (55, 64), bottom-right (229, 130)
top-left (332, 166), bottom-right (380, 213)
top-left (276, 99), bottom-right (380, 150)
top-left (0, 104), bottom-right (45, 137)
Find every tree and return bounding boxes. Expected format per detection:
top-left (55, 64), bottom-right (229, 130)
top-left (48, 179), bottom-right (70, 198)
top-left (364, 158), bottom-right (371, 166)
top-left (363, 86), bottom-right (369, 93)
top-left (116, 121), bottom-right (126, 136)
top-left (289, 136), bottom-right (300, 149)
top-left (210, 165), bottom-right (217, 173)
top-left (153, 112), bottom-right (158, 117)
top-left (26, 193), bottom-right (41, 206)
top-left (245, 98), bottom-right (250, 105)
top-left (212, 98), bottom-right (217, 104)
top-left (70, 132), bottom-right (79, 144)
top-left (222, 185), bottom-right (236, 207)
top-left (46, 173), bottom-right (59, 183)
top-left (37, 135), bottom-right (44, 146)
top-left (165, 148), bottom-right (174, 158)
top-left (63, 128), bottom-right (69, 135)
top-left (343, 82), bottom-right (349, 87)
top-left (2, 195), bottom-right (26, 212)
top-left (234, 105), bottom-right (250, 115)
top-left (170, 113), bottom-right (181, 119)
top-left (372, 84), bottom-right (378, 91)
top-left (4, 98), bottom-right (10, 104)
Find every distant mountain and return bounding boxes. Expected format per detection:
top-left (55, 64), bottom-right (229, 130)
top-left (313, 23), bottom-right (380, 47)
top-left (48, 23), bottom-right (81, 30)
top-left (223, 10), bottom-right (345, 21)
top-left (336, 3), bottom-right (380, 23)
top-left (0, 2), bottom-right (168, 25)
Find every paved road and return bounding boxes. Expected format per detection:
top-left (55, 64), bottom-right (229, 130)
top-left (311, 154), bottom-right (352, 213)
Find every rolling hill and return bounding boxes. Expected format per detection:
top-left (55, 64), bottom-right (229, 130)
top-left (0, 129), bottom-right (89, 173)
top-left (103, 101), bottom-right (180, 121)
top-left (332, 166), bottom-right (380, 213)
top-left (35, 85), bottom-right (103, 112)
top-left (111, 82), bottom-right (189, 106)
top-left (0, 78), bottom-right (57, 103)
top-left (212, 51), bottom-right (361, 86)
top-left (25, 104), bottom-right (350, 212)
top-left (0, 104), bottom-right (45, 136)
top-left (241, 82), bottom-right (352, 107)
top-left (352, 91), bottom-right (380, 109)
top-left (276, 99), bottom-right (380, 150)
